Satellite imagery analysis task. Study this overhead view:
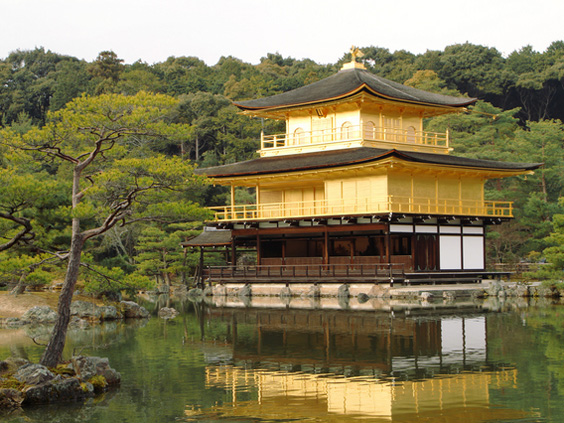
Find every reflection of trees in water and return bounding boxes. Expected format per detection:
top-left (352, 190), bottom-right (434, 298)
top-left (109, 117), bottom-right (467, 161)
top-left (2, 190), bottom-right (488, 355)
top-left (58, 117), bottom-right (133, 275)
top-left (487, 304), bottom-right (564, 419)
top-left (138, 292), bottom-right (197, 316)
top-left (65, 320), bottom-right (148, 357)
top-left (0, 318), bottom-right (149, 367)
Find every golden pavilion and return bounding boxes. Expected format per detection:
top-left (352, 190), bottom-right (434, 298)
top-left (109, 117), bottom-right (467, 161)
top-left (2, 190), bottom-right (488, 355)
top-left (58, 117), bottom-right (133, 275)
top-left (191, 50), bottom-right (540, 285)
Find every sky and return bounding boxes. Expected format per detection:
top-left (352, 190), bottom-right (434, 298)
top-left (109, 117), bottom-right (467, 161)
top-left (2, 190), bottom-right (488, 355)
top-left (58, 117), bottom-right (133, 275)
top-left (2, 0), bottom-right (564, 65)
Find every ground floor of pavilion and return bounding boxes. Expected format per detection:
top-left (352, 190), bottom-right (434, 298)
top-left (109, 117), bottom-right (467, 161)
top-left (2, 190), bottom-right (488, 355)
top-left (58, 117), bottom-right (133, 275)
top-left (184, 213), bottom-right (510, 287)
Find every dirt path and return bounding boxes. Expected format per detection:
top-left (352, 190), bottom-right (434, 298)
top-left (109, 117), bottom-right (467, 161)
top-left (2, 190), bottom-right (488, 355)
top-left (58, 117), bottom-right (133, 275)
top-left (0, 292), bottom-right (60, 318)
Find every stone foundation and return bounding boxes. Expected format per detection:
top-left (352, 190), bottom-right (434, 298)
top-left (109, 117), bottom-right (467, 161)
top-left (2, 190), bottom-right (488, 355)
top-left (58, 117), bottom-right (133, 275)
top-left (205, 280), bottom-right (551, 300)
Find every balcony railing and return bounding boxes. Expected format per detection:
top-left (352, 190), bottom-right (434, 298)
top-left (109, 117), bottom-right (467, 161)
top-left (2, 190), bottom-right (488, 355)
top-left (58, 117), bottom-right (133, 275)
top-left (209, 196), bottom-right (513, 222)
top-left (261, 124), bottom-right (449, 151)
top-left (204, 263), bottom-right (405, 284)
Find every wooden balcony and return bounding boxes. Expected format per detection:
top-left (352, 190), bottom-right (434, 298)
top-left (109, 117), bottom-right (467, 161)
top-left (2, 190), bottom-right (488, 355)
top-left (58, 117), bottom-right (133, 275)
top-left (260, 124), bottom-right (449, 155)
top-left (205, 263), bottom-right (406, 284)
top-left (209, 196), bottom-right (513, 222)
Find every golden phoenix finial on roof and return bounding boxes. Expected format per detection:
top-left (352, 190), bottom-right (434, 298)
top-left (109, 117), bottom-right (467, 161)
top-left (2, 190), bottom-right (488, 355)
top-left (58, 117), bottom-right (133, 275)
top-left (350, 46), bottom-right (364, 62)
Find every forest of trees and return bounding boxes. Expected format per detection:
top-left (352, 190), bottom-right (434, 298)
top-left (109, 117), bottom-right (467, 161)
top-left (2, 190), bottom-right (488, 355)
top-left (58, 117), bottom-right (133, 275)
top-left (2, 42), bottom-right (564, 295)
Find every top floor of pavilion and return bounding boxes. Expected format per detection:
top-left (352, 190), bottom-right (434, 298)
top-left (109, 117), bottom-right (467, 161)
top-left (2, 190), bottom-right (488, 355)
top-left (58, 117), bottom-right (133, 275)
top-left (234, 49), bottom-right (477, 157)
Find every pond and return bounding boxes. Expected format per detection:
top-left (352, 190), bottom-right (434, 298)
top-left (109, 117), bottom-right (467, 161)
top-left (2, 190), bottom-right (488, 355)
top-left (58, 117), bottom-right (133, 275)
top-left (0, 295), bottom-right (560, 422)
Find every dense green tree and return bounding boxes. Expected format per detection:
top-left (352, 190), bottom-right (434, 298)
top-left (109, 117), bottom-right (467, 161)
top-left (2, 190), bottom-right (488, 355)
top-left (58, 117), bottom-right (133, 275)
top-left (155, 56), bottom-right (212, 96)
top-left (527, 206), bottom-right (564, 282)
top-left (88, 51), bottom-right (124, 82)
top-left (213, 56), bottom-right (254, 89)
top-left (87, 51), bottom-right (124, 94)
top-left (504, 42), bottom-right (564, 122)
top-left (437, 43), bottom-right (507, 99)
top-left (50, 60), bottom-right (90, 110)
top-left (133, 223), bottom-right (201, 286)
top-left (0, 48), bottom-right (79, 125)
top-left (118, 61), bottom-right (164, 95)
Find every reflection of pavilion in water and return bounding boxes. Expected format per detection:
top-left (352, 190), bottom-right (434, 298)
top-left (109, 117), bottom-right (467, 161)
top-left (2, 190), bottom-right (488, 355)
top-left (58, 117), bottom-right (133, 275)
top-left (196, 307), bottom-right (525, 422)
top-left (207, 307), bottom-right (492, 375)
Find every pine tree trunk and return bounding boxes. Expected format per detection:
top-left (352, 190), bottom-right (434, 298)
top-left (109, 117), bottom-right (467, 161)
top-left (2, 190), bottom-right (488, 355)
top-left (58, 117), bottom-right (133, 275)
top-left (10, 272), bottom-right (28, 296)
top-left (40, 224), bottom-right (84, 367)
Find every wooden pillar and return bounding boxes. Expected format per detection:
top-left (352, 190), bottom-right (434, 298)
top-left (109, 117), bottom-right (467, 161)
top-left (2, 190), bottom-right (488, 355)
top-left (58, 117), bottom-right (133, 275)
top-left (412, 227), bottom-right (417, 271)
top-left (385, 223), bottom-right (391, 263)
top-left (483, 229), bottom-right (487, 271)
top-left (230, 184), bottom-right (235, 219)
top-left (255, 184), bottom-right (261, 218)
top-left (435, 175), bottom-right (439, 213)
top-left (256, 233), bottom-right (261, 265)
top-left (410, 172), bottom-right (414, 213)
top-left (231, 237), bottom-right (237, 266)
top-left (324, 228), bottom-right (329, 265)
top-left (458, 177), bottom-right (463, 214)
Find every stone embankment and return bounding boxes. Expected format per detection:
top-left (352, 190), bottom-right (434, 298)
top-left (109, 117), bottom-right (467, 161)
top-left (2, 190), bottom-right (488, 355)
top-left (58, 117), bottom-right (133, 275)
top-left (192, 280), bottom-right (559, 301)
top-left (0, 356), bottom-right (120, 409)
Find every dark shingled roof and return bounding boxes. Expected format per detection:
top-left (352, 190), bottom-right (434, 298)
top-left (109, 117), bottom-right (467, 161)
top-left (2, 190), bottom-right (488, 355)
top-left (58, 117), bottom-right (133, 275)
top-left (234, 68), bottom-right (477, 111)
top-left (196, 148), bottom-right (542, 178)
top-left (182, 229), bottom-right (232, 247)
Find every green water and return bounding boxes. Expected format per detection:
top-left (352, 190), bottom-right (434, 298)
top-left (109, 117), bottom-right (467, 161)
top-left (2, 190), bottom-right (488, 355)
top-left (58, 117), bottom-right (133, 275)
top-left (1, 296), bottom-right (561, 422)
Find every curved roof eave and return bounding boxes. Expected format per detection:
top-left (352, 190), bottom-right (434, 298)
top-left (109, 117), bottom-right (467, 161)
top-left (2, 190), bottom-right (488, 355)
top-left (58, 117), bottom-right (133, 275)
top-left (233, 68), bottom-right (477, 112)
top-left (235, 84), bottom-right (476, 112)
top-left (197, 148), bottom-right (542, 179)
